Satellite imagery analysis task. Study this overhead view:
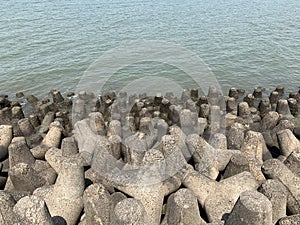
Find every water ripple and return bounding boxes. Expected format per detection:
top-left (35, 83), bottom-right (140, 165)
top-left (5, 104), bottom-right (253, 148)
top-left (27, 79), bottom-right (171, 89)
top-left (0, 0), bottom-right (299, 97)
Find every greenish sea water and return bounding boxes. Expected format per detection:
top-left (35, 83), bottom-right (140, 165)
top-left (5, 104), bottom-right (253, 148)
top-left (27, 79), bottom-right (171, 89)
top-left (0, 0), bottom-right (299, 98)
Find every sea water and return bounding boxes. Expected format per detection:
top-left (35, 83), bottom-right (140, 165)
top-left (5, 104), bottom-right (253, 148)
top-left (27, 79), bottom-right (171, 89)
top-left (0, 0), bottom-right (299, 98)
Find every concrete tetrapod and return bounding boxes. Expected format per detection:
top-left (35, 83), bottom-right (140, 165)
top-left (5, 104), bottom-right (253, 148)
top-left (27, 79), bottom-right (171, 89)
top-left (225, 191), bottom-right (272, 225)
top-left (61, 136), bottom-right (78, 157)
top-left (33, 160), bottom-right (57, 185)
top-left (278, 214), bottom-right (300, 225)
top-left (73, 118), bottom-right (100, 165)
top-left (42, 121), bottom-right (63, 149)
top-left (39, 112), bottom-right (54, 134)
top-left (264, 119), bottom-right (295, 150)
top-left (0, 125), bottom-right (13, 160)
top-left (186, 134), bottom-right (238, 180)
top-left (45, 147), bottom-right (65, 173)
top-left (0, 191), bottom-right (19, 225)
top-left (9, 163), bottom-right (46, 193)
top-left (223, 153), bottom-right (250, 178)
top-left (8, 137), bottom-right (35, 169)
top-left (262, 159), bottom-right (300, 214)
top-left (14, 195), bottom-right (54, 225)
top-left (162, 188), bottom-right (206, 225)
top-left (276, 99), bottom-right (292, 118)
top-left (258, 179), bottom-right (288, 223)
top-left (83, 183), bottom-right (111, 225)
top-left (110, 192), bottom-right (127, 222)
top-left (89, 112), bottom-right (106, 136)
top-left (277, 129), bottom-right (300, 157)
top-left (18, 118), bottom-right (43, 148)
top-left (284, 150), bottom-right (300, 175)
top-left (240, 130), bottom-right (268, 184)
top-left (112, 198), bottom-right (150, 225)
top-left (226, 97), bottom-right (237, 113)
top-left (183, 167), bottom-right (259, 222)
top-left (107, 120), bottom-right (122, 137)
top-left (45, 157), bottom-right (85, 225)
top-left (115, 174), bottom-right (183, 225)
top-left (261, 111), bottom-right (280, 131)
top-left (105, 145), bottom-right (185, 225)
top-left (209, 133), bottom-right (227, 150)
top-left (226, 122), bottom-right (245, 150)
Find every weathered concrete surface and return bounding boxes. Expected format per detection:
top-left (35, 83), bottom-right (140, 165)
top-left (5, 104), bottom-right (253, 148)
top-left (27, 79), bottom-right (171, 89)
top-left (162, 188), bottom-right (206, 225)
top-left (14, 195), bottom-right (54, 225)
top-left (258, 179), bottom-right (288, 223)
top-left (183, 166), bottom-right (258, 222)
top-left (45, 158), bottom-right (85, 225)
top-left (83, 183), bottom-right (111, 225)
top-left (0, 125), bottom-right (13, 160)
top-left (262, 159), bottom-right (300, 214)
top-left (278, 214), bottom-right (300, 225)
top-left (0, 191), bottom-right (19, 225)
top-left (112, 198), bottom-right (149, 225)
top-left (225, 191), bottom-right (272, 225)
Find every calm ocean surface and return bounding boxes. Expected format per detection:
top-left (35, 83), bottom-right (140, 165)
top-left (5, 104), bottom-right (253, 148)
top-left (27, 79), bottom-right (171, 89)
top-left (0, 0), bottom-right (299, 98)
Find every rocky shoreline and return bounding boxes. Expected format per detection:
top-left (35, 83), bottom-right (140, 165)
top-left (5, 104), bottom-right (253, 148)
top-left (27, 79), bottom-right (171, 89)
top-left (0, 85), bottom-right (300, 225)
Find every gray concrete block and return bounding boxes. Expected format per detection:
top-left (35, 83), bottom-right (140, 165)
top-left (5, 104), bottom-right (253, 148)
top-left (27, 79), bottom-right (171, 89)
top-left (112, 198), bottom-right (149, 225)
top-left (262, 159), bottom-right (300, 214)
top-left (278, 214), bottom-right (300, 225)
top-left (45, 157), bottom-right (85, 225)
top-left (0, 125), bottom-right (13, 160)
top-left (9, 163), bottom-right (46, 193)
top-left (225, 191), bottom-right (272, 225)
top-left (83, 183), bottom-right (111, 225)
top-left (0, 191), bottom-right (19, 225)
top-left (163, 188), bottom-right (206, 225)
top-left (14, 195), bottom-right (54, 225)
top-left (258, 179), bottom-right (288, 223)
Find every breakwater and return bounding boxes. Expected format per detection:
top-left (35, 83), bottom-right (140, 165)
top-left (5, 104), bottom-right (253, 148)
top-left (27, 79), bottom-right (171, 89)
top-left (0, 85), bottom-right (300, 225)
